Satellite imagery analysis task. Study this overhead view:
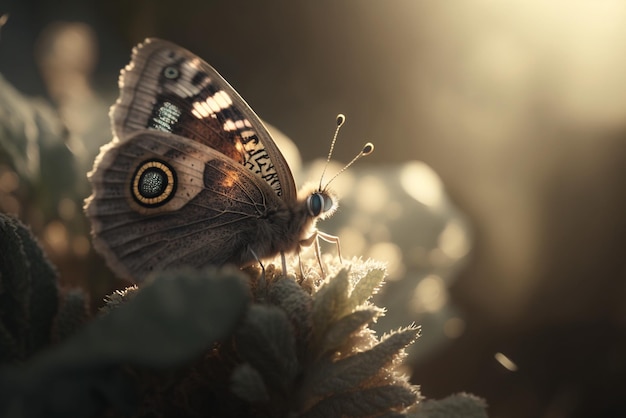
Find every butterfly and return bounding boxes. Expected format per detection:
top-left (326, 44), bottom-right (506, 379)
top-left (84, 38), bottom-right (372, 283)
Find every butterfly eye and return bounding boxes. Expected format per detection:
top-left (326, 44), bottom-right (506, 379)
top-left (323, 194), bottom-right (334, 212)
top-left (307, 193), bottom-right (328, 217)
top-left (131, 159), bottom-right (177, 208)
top-left (162, 66), bottom-right (180, 80)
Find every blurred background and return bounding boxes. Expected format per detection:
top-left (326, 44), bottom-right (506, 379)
top-left (1, 1), bottom-right (626, 417)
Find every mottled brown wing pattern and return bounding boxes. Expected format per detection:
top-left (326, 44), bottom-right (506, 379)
top-left (86, 131), bottom-right (285, 281)
top-left (84, 38), bottom-right (342, 282)
top-left (111, 38), bottom-right (296, 201)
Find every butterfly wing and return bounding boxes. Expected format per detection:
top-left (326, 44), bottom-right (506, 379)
top-left (111, 38), bottom-right (296, 201)
top-left (85, 130), bottom-right (288, 282)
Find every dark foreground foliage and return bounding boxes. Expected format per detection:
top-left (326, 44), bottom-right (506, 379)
top-left (0, 213), bottom-right (487, 417)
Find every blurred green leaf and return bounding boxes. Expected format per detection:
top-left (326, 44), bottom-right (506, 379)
top-left (301, 384), bottom-right (418, 418)
top-left (0, 267), bottom-right (250, 418)
top-left (306, 326), bottom-right (420, 398)
top-left (230, 363), bottom-right (270, 403)
top-left (0, 74), bottom-right (80, 217)
top-left (317, 308), bottom-right (382, 356)
top-left (413, 393), bottom-right (489, 418)
top-left (235, 304), bottom-right (299, 394)
top-left (52, 288), bottom-right (89, 342)
top-left (0, 213), bottom-right (59, 362)
top-left (312, 268), bottom-right (350, 341)
top-left (266, 276), bottom-right (312, 355)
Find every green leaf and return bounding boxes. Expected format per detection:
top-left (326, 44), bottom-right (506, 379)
top-left (312, 269), bottom-right (350, 341)
top-left (52, 289), bottom-right (89, 342)
top-left (99, 285), bottom-right (139, 314)
top-left (13, 216), bottom-right (59, 354)
top-left (0, 364), bottom-right (136, 418)
top-left (267, 276), bottom-right (313, 354)
top-left (347, 267), bottom-right (386, 311)
top-left (0, 75), bottom-right (79, 213)
top-left (235, 304), bottom-right (298, 393)
top-left (0, 267), bottom-right (250, 418)
top-left (301, 384), bottom-right (419, 418)
top-left (0, 214), bottom-right (32, 359)
top-left (317, 308), bottom-right (382, 356)
top-left (0, 213), bottom-right (59, 362)
top-left (0, 322), bottom-right (19, 362)
top-left (230, 363), bottom-right (270, 403)
top-left (413, 393), bottom-right (488, 418)
top-left (306, 326), bottom-right (420, 398)
top-left (64, 267), bottom-right (250, 367)
top-left (0, 74), bottom-right (46, 180)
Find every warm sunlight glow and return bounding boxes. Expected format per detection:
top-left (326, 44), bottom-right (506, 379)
top-left (354, 175), bottom-right (388, 213)
top-left (495, 352), bottom-right (519, 372)
top-left (438, 219), bottom-right (471, 260)
top-left (43, 220), bottom-right (69, 255)
top-left (338, 226), bottom-right (367, 255)
top-left (72, 235), bottom-right (91, 257)
top-left (410, 274), bottom-right (447, 313)
top-left (57, 197), bottom-right (77, 221)
top-left (400, 161), bottom-right (444, 208)
top-left (367, 242), bottom-right (404, 280)
top-left (443, 317), bottom-right (466, 339)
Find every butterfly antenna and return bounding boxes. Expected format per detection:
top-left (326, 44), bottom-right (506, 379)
top-left (322, 141), bottom-right (374, 190)
top-left (318, 114), bottom-right (346, 191)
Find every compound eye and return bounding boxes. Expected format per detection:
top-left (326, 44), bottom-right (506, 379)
top-left (323, 194), bottom-right (334, 212)
top-left (307, 193), bottom-right (324, 217)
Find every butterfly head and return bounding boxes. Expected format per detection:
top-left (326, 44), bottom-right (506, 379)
top-left (302, 114), bottom-right (374, 222)
top-left (306, 188), bottom-right (337, 220)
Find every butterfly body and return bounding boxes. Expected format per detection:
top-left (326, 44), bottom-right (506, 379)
top-left (85, 38), bottom-right (337, 282)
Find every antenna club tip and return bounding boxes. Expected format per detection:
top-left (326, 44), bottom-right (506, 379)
top-left (336, 114), bottom-right (346, 127)
top-left (362, 142), bottom-right (374, 155)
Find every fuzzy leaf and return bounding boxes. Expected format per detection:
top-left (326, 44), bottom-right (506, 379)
top-left (0, 74), bottom-right (46, 180)
top-left (413, 393), bottom-right (488, 418)
top-left (99, 285), bottom-right (139, 314)
top-left (65, 267), bottom-right (250, 367)
top-left (312, 269), bottom-right (350, 339)
top-left (347, 267), bottom-right (386, 311)
top-left (0, 362), bottom-right (136, 418)
top-left (52, 289), bottom-right (89, 342)
top-left (0, 214), bottom-right (32, 358)
top-left (317, 308), bottom-right (382, 356)
top-left (21, 267), bottom-right (248, 367)
top-left (0, 213), bottom-right (59, 362)
top-left (0, 75), bottom-right (79, 210)
top-left (13, 215), bottom-right (59, 353)
top-left (301, 384), bottom-right (418, 418)
top-left (267, 276), bottom-right (312, 329)
top-left (230, 363), bottom-right (270, 403)
top-left (0, 267), bottom-right (249, 418)
top-left (306, 326), bottom-right (420, 398)
top-left (267, 277), bottom-right (313, 353)
top-left (0, 323), bottom-right (19, 362)
top-left (235, 304), bottom-right (298, 393)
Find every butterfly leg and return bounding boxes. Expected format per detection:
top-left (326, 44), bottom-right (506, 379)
top-left (250, 249), bottom-right (266, 291)
top-left (280, 251), bottom-right (288, 276)
top-left (299, 231), bottom-right (327, 277)
top-left (297, 248), bottom-right (305, 278)
top-left (314, 233), bottom-right (326, 277)
top-left (316, 231), bottom-right (343, 264)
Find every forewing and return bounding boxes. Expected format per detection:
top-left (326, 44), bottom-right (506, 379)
top-left (111, 38), bottom-right (296, 201)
